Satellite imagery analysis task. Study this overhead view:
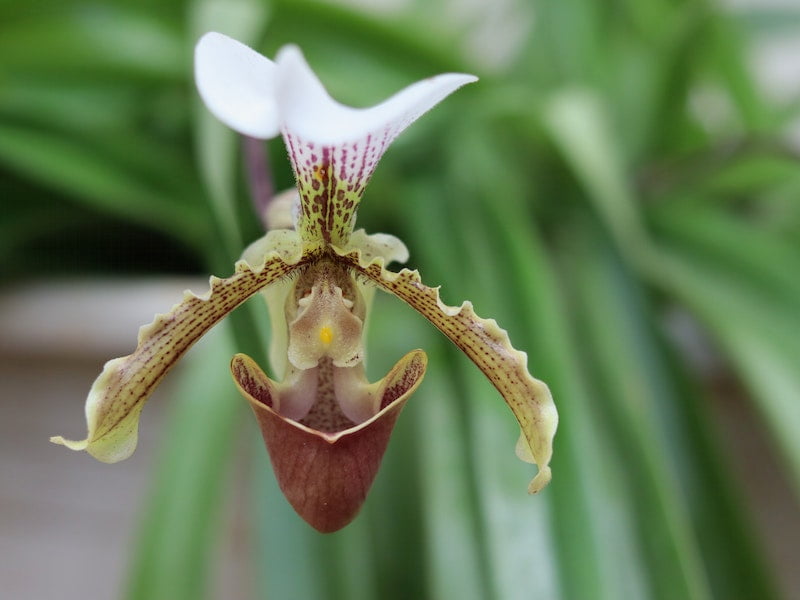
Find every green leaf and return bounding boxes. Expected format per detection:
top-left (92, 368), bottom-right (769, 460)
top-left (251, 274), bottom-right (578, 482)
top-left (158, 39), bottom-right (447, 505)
top-left (700, 153), bottom-right (800, 198)
top-left (0, 7), bottom-right (185, 79)
top-left (125, 326), bottom-right (244, 600)
top-left (652, 203), bottom-right (800, 304)
top-left (266, 0), bottom-right (469, 87)
top-left (189, 0), bottom-right (270, 258)
top-left (250, 449), bottom-right (328, 600)
top-left (404, 172), bottom-right (559, 600)
top-left (252, 445), bottom-right (381, 600)
top-left (491, 208), bottom-right (652, 600)
top-left (652, 241), bottom-right (800, 500)
top-left (362, 305), bottom-right (430, 600)
top-left (542, 89), bottom-right (649, 261)
top-left (0, 124), bottom-right (207, 248)
top-left (413, 362), bottom-right (489, 600)
top-left (0, 81), bottom-right (141, 132)
top-left (565, 224), bottom-right (712, 600)
top-left (709, 17), bottom-right (773, 133)
top-left (659, 338), bottom-right (780, 600)
top-left (573, 217), bottom-right (779, 598)
top-left (440, 122), bottom-right (652, 600)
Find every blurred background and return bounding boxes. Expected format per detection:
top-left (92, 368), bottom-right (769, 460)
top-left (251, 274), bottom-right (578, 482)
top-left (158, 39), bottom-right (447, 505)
top-left (1, 0), bottom-right (799, 598)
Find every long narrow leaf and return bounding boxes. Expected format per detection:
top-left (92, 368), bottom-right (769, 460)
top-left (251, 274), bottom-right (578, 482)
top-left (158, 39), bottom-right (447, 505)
top-left (0, 124), bottom-right (206, 248)
top-left (566, 225), bottom-right (711, 600)
top-left (651, 244), bottom-right (800, 499)
top-left (125, 326), bottom-right (244, 600)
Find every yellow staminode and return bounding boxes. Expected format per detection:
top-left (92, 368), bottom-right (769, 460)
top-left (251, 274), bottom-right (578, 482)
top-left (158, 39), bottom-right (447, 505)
top-left (319, 325), bottom-right (333, 345)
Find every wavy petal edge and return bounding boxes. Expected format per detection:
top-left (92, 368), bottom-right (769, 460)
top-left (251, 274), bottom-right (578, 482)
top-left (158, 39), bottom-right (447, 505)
top-left (51, 231), bottom-right (317, 463)
top-left (333, 245), bottom-right (558, 493)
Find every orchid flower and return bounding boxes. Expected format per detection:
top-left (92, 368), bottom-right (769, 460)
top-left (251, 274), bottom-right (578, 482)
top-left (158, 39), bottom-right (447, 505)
top-left (52, 32), bottom-right (558, 533)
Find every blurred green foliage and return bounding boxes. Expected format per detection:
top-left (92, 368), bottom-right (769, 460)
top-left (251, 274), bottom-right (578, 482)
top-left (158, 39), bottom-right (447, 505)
top-left (2, 0), bottom-right (799, 598)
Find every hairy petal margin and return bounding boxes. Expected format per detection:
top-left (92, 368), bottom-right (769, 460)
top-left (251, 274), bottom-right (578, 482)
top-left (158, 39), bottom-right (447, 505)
top-left (336, 248), bottom-right (558, 493)
top-left (51, 231), bottom-right (317, 462)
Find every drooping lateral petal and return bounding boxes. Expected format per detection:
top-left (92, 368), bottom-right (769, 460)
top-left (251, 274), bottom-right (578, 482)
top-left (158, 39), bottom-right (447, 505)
top-left (336, 249), bottom-right (557, 493)
top-left (275, 45), bottom-right (477, 246)
top-left (231, 350), bottom-right (427, 532)
top-left (51, 231), bottom-right (317, 463)
top-left (194, 32), bottom-right (280, 139)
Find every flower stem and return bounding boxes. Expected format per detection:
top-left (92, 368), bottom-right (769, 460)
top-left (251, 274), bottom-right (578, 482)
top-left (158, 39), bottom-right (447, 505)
top-left (242, 135), bottom-right (274, 232)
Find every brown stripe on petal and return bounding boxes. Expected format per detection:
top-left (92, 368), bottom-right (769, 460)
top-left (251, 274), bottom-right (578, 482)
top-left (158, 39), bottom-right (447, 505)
top-left (379, 350), bottom-right (426, 410)
top-left (231, 353), bottom-right (275, 408)
top-left (51, 233), bottom-right (317, 464)
top-left (286, 131), bottom-right (389, 246)
top-left (335, 248), bottom-right (558, 494)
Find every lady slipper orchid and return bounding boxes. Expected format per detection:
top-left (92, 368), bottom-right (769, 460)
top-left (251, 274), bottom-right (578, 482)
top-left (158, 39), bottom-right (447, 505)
top-left (52, 32), bottom-right (558, 533)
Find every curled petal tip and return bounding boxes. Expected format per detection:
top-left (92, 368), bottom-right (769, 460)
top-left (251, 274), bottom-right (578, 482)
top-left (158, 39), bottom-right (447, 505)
top-left (528, 466), bottom-right (552, 494)
top-left (274, 44), bottom-right (307, 70)
top-left (52, 234), bottom-right (312, 465)
top-left (49, 435), bottom-right (87, 451)
top-left (195, 31), bottom-right (280, 138)
top-left (338, 249), bottom-right (558, 494)
top-left (51, 433), bottom-right (133, 465)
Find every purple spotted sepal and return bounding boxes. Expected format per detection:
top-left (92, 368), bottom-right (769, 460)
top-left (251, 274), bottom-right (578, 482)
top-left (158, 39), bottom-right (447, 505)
top-left (195, 32), bottom-right (476, 245)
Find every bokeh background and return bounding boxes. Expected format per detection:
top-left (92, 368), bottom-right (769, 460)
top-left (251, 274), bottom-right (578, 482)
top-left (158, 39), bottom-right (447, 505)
top-left (1, 0), bottom-right (799, 598)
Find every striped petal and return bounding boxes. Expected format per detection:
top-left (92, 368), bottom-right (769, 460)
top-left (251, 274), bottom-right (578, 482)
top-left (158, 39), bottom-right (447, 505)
top-left (51, 231), bottom-right (316, 462)
top-left (335, 247), bottom-right (558, 493)
top-left (194, 32), bottom-right (476, 246)
top-left (275, 45), bottom-right (476, 245)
